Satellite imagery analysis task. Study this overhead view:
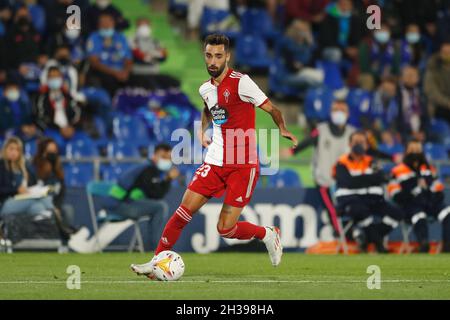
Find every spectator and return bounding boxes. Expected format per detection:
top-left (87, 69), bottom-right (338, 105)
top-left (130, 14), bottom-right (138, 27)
top-left (32, 137), bottom-right (78, 249)
top-left (399, 24), bottom-right (431, 71)
top-left (109, 144), bottom-right (178, 250)
top-left (358, 23), bottom-right (401, 84)
top-left (332, 131), bottom-right (404, 253)
top-left (35, 66), bottom-right (81, 140)
top-left (0, 0), bottom-right (13, 38)
top-left (278, 19), bottom-right (323, 89)
top-left (364, 76), bottom-right (400, 145)
top-left (0, 136), bottom-right (54, 219)
top-left (5, 6), bottom-right (46, 92)
top-left (318, 0), bottom-right (362, 64)
top-left (41, 45), bottom-right (79, 97)
top-left (86, 13), bottom-right (133, 97)
top-left (396, 66), bottom-right (428, 143)
top-left (424, 41), bottom-right (450, 124)
top-left (388, 139), bottom-right (450, 253)
top-left (130, 17), bottom-right (180, 90)
top-left (393, 0), bottom-right (439, 34)
top-left (44, 0), bottom-right (75, 35)
top-left (284, 100), bottom-right (355, 236)
top-left (22, 0), bottom-right (46, 35)
top-left (187, 0), bottom-right (230, 39)
top-left (284, 0), bottom-right (329, 30)
top-left (46, 26), bottom-right (86, 68)
top-left (41, 45), bottom-right (113, 138)
top-left (0, 79), bottom-right (37, 140)
top-left (86, 0), bottom-right (130, 34)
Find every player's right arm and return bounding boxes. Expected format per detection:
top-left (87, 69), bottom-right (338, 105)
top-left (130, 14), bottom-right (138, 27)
top-left (198, 103), bottom-right (212, 148)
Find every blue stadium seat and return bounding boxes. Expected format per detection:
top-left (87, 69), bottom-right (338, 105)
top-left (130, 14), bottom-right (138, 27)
top-left (153, 117), bottom-right (181, 144)
top-left (424, 143), bottom-right (448, 161)
top-left (64, 163), bottom-right (94, 187)
top-left (377, 143), bottom-right (404, 156)
top-left (235, 35), bottom-right (272, 69)
top-left (304, 86), bottom-right (334, 123)
top-left (107, 141), bottom-right (140, 159)
top-left (65, 137), bottom-right (98, 159)
top-left (346, 88), bottom-right (371, 128)
top-left (429, 118), bottom-right (450, 138)
top-left (112, 113), bottom-right (150, 143)
top-left (200, 8), bottom-right (239, 39)
top-left (100, 163), bottom-right (135, 183)
top-left (267, 169), bottom-right (302, 188)
top-left (240, 8), bottom-right (279, 39)
top-left (315, 60), bottom-right (344, 90)
top-left (439, 164), bottom-right (450, 180)
top-left (169, 0), bottom-right (188, 15)
top-left (268, 58), bottom-right (302, 98)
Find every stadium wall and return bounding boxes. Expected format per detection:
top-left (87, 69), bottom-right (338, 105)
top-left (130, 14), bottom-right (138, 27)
top-left (66, 187), bottom-right (443, 253)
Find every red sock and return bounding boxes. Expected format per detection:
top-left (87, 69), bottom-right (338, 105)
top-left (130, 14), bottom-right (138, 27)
top-left (218, 222), bottom-right (266, 240)
top-left (155, 205), bottom-right (192, 255)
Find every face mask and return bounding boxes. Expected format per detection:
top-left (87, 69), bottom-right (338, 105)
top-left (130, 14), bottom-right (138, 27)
top-left (5, 89), bottom-right (20, 102)
top-left (137, 25), bottom-right (151, 38)
top-left (404, 152), bottom-right (426, 167)
top-left (351, 143), bottom-right (366, 156)
top-left (48, 77), bottom-right (63, 90)
top-left (65, 28), bottom-right (80, 40)
top-left (96, 0), bottom-right (110, 9)
top-left (58, 57), bottom-right (70, 66)
top-left (156, 158), bottom-right (172, 172)
top-left (99, 28), bottom-right (114, 38)
top-left (374, 31), bottom-right (390, 44)
top-left (331, 111), bottom-right (348, 126)
top-left (406, 32), bottom-right (420, 44)
top-left (46, 152), bottom-right (58, 165)
top-left (17, 17), bottom-right (30, 27)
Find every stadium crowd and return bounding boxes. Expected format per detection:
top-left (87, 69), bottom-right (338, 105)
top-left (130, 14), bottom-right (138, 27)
top-left (1, 0), bottom-right (450, 253)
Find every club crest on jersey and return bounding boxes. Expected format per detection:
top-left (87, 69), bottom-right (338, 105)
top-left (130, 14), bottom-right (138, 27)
top-left (223, 89), bottom-right (230, 103)
top-left (210, 104), bottom-right (229, 125)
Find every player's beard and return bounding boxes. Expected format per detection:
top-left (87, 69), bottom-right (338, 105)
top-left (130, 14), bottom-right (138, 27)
top-left (207, 63), bottom-right (226, 78)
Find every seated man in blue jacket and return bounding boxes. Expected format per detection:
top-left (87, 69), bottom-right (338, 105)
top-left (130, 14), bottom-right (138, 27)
top-left (111, 143), bottom-right (179, 250)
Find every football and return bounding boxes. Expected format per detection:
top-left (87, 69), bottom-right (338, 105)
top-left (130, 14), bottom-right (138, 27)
top-left (152, 250), bottom-right (185, 281)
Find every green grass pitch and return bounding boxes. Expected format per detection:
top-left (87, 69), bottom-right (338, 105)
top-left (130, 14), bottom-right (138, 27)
top-left (1, 252), bottom-right (449, 300)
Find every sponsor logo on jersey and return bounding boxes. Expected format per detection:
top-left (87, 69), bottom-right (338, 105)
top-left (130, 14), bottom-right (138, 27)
top-left (210, 104), bottom-right (229, 125)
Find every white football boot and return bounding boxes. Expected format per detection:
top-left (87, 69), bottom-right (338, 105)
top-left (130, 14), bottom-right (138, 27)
top-left (130, 256), bottom-right (157, 280)
top-left (262, 226), bottom-right (283, 267)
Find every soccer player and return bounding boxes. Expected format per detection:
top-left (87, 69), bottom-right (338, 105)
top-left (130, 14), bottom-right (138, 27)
top-left (131, 34), bottom-right (298, 277)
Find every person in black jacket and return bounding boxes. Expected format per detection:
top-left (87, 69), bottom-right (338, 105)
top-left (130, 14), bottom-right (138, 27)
top-left (317, 0), bottom-right (362, 64)
top-left (35, 66), bottom-right (81, 140)
top-left (113, 143), bottom-right (179, 250)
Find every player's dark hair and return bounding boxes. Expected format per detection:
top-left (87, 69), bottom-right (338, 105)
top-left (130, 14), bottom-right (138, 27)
top-left (203, 34), bottom-right (230, 52)
top-left (349, 130), bottom-right (367, 143)
top-left (154, 143), bottom-right (172, 153)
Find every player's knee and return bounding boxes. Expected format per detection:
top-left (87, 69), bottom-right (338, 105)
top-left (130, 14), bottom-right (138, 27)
top-left (217, 223), bottom-right (237, 239)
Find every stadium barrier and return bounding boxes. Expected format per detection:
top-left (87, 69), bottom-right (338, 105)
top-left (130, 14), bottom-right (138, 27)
top-left (65, 186), bottom-right (444, 253)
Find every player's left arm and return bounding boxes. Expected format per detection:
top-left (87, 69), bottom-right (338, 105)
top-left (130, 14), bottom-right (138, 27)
top-left (259, 100), bottom-right (298, 147)
top-left (238, 75), bottom-right (298, 147)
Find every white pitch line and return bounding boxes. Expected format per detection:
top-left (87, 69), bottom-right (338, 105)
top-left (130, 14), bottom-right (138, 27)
top-left (1, 279), bottom-right (450, 284)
